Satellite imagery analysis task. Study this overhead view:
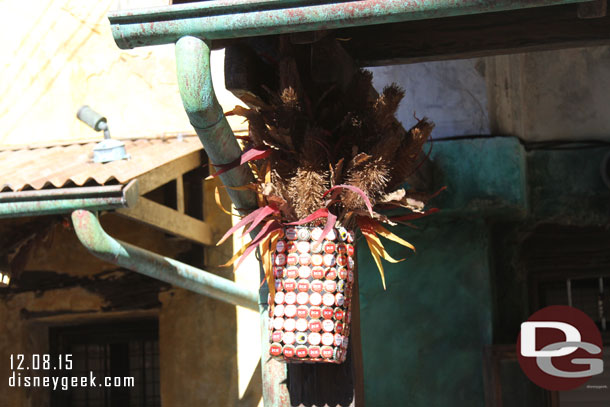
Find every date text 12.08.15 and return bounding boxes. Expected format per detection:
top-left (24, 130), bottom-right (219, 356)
top-left (9, 354), bottom-right (72, 371)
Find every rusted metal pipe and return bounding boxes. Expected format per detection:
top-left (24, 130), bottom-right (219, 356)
top-left (175, 35), bottom-right (288, 406)
top-left (71, 209), bottom-right (259, 311)
top-left (175, 36), bottom-right (257, 212)
top-left (109, 0), bottom-right (589, 49)
top-left (0, 180), bottom-right (138, 219)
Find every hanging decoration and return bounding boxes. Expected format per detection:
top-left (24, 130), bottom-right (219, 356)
top-left (215, 68), bottom-right (440, 363)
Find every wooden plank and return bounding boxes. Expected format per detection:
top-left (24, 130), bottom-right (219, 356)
top-left (116, 197), bottom-right (213, 246)
top-left (137, 150), bottom-right (202, 195)
top-left (176, 175), bottom-right (185, 214)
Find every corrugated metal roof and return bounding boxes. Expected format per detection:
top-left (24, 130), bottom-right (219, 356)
top-left (0, 135), bottom-right (203, 192)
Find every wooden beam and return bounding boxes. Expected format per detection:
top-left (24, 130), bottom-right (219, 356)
top-left (328, 3), bottom-right (610, 66)
top-left (137, 151), bottom-right (202, 195)
top-left (176, 176), bottom-right (185, 214)
top-left (116, 197), bottom-right (213, 246)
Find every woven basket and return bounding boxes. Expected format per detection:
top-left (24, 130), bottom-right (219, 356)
top-left (268, 226), bottom-right (355, 363)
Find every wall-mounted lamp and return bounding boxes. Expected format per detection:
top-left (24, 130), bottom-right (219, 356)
top-left (77, 105), bottom-right (130, 163)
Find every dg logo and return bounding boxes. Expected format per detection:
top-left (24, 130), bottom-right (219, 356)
top-left (517, 305), bottom-right (604, 391)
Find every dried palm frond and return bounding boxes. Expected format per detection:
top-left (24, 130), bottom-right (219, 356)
top-left (220, 60), bottom-right (439, 289)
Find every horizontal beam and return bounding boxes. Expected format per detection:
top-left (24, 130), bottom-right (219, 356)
top-left (116, 196), bottom-right (214, 246)
top-left (71, 209), bottom-right (259, 311)
top-left (0, 180), bottom-right (138, 219)
top-left (137, 150), bottom-right (201, 195)
top-left (336, 2), bottom-right (610, 66)
top-left (108, 0), bottom-right (589, 49)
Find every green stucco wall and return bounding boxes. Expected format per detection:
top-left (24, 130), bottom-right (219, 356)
top-left (358, 218), bottom-right (492, 406)
top-left (357, 137), bottom-right (610, 406)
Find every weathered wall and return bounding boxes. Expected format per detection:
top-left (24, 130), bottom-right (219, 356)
top-left (0, 0), bottom-right (246, 146)
top-left (0, 209), bottom-right (244, 407)
top-left (369, 58), bottom-right (490, 139)
top-left (358, 218), bottom-right (492, 406)
top-left (486, 45), bottom-right (610, 141)
top-left (358, 136), bottom-right (610, 406)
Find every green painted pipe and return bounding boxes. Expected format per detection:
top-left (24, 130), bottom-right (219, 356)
top-left (175, 35), bottom-right (288, 406)
top-left (175, 36), bottom-right (257, 212)
top-left (0, 197), bottom-right (127, 219)
top-left (0, 181), bottom-right (138, 219)
top-left (109, 0), bottom-right (589, 49)
top-left (71, 209), bottom-right (259, 311)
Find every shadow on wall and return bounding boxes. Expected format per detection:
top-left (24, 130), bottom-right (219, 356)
top-left (368, 58), bottom-right (490, 139)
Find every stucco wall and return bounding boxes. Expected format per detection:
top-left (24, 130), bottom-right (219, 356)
top-left (368, 58), bottom-right (490, 139)
top-left (0, 0), bottom-right (246, 146)
top-left (486, 45), bottom-right (610, 141)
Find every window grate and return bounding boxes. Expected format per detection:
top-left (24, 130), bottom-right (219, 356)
top-left (50, 320), bottom-right (159, 407)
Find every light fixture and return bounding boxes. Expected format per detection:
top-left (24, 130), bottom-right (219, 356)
top-left (77, 105), bottom-right (130, 163)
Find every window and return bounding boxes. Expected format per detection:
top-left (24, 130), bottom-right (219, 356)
top-left (50, 320), bottom-right (160, 407)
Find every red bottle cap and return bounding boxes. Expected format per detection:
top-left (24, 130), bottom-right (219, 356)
top-left (297, 280), bottom-right (310, 292)
top-left (309, 307), bottom-right (322, 319)
top-left (311, 267), bottom-right (325, 279)
top-left (271, 331), bottom-right (283, 342)
top-left (323, 242), bottom-right (336, 254)
top-left (283, 279), bottom-right (296, 292)
top-left (298, 253), bottom-right (311, 266)
top-left (321, 345), bottom-right (334, 358)
top-left (336, 255), bottom-right (348, 267)
top-left (308, 346), bottom-right (321, 358)
top-left (308, 319), bottom-right (322, 333)
top-left (283, 345), bottom-right (295, 358)
top-left (325, 268), bottom-right (337, 280)
top-left (269, 343), bottom-right (283, 356)
top-left (296, 346), bottom-right (308, 358)
top-left (286, 253), bottom-right (299, 266)
top-left (296, 305), bottom-right (308, 319)
top-left (310, 280), bottom-right (323, 293)
top-left (283, 266), bottom-right (297, 279)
